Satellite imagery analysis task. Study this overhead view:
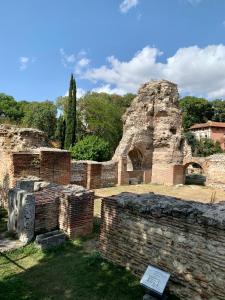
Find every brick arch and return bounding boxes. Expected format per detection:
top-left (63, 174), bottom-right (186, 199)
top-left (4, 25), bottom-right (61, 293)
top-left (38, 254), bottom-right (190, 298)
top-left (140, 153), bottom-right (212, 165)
top-left (183, 157), bottom-right (208, 174)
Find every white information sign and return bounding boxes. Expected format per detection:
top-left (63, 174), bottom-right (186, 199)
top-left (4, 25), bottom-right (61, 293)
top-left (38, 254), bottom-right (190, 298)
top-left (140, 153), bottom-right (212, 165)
top-left (140, 266), bottom-right (170, 295)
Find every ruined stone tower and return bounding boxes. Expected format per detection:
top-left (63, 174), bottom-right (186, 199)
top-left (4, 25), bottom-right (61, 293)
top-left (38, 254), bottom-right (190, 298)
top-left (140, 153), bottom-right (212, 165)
top-left (113, 80), bottom-right (184, 185)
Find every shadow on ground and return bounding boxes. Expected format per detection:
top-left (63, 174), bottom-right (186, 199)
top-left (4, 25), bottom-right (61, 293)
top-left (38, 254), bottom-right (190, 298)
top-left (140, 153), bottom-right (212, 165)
top-left (0, 235), bottom-right (145, 300)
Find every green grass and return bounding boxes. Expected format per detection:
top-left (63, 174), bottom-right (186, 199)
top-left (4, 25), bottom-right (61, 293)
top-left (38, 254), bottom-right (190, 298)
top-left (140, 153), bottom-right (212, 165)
top-left (0, 236), bottom-right (145, 300)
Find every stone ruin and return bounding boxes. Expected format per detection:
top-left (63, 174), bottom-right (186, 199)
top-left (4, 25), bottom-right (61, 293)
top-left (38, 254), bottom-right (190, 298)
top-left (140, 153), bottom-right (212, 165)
top-left (113, 80), bottom-right (185, 185)
top-left (0, 125), bottom-right (94, 243)
top-left (71, 79), bottom-right (225, 189)
top-left (113, 80), bottom-right (183, 167)
top-left (0, 125), bottom-right (71, 207)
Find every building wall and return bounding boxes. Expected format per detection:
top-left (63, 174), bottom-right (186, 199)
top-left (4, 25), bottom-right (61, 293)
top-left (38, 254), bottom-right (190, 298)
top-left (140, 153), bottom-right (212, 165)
top-left (191, 127), bottom-right (211, 140)
top-left (211, 127), bottom-right (225, 150)
top-left (191, 127), bottom-right (225, 150)
top-left (100, 193), bottom-right (225, 300)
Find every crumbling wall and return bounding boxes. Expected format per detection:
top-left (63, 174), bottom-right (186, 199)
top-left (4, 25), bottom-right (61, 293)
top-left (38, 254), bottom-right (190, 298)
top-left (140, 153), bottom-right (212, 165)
top-left (0, 125), bottom-right (71, 207)
top-left (100, 192), bottom-right (225, 300)
top-left (204, 154), bottom-right (225, 189)
top-left (113, 80), bottom-right (184, 185)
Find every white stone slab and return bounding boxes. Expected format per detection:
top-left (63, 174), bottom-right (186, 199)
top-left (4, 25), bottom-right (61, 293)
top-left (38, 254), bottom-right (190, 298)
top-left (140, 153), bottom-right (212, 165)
top-left (140, 265), bottom-right (170, 295)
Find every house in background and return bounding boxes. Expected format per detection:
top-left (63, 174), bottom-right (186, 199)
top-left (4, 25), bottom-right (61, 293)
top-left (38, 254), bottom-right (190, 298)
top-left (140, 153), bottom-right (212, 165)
top-left (190, 121), bottom-right (225, 150)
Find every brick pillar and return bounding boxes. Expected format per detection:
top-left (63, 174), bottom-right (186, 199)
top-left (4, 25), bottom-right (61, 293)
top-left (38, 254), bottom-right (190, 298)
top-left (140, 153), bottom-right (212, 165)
top-left (87, 163), bottom-right (102, 189)
top-left (173, 165), bottom-right (184, 185)
top-left (59, 190), bottom-right (94, 238)
top-left (117, 157), bottom-right (129, 185)
top-left (143, 169), bottom-right (152, 184)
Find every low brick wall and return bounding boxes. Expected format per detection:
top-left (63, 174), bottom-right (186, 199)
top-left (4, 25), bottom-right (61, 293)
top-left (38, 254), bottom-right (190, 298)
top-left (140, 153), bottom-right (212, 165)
top-left (71, 161), bottom-right (88, 186)
top-left (71, 160), bottom-right (118, 189)
top-left (100, 193), bottom-right (225, 300)
top-left (101, 161), bottom-right (118, 187)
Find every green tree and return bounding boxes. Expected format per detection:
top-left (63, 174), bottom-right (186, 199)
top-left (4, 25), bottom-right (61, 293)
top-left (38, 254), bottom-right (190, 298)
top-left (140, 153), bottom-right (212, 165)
top-left (21, 101), bottom-right (57, 138)
top-left (195, 138), bottom-right (223, 157)
top-left (55, 95), bottom-right (69, 116)
top-left (179, 96), bottom-right (214, 131)
top-left (77, 92), bottom-right (123, 151)
top-left (55, 115), bottom-right (66, 149)
top-left (65, 74), bottom-right (77, 149)
top-left (184, 131), bottom-right (198, 153)
top-left (211, 99), bottom-right (225, 122)
top-left (70, 136), bottom-right (111, 161)
top-left (0, 93), bottom-right (23, 122)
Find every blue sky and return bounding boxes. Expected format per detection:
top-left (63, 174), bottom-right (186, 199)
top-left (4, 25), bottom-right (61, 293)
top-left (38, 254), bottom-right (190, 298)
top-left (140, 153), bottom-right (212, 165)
top-left (1, 0), bottom-right (225, 101)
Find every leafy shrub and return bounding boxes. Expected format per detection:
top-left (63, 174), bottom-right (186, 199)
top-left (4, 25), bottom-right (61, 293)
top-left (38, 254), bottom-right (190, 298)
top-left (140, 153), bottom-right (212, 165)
top-left (70, 136), bottom-right (111, 161)
top-left (185, 133), bottom-right (223, 157)
top-left (195, 138), bottom-right (223, 157)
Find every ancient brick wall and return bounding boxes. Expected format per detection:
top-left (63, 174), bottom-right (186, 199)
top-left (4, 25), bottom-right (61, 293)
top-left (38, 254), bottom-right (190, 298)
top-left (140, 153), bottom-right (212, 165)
top-left (71, 161), bottom-right (88, 186)
top-left (40, 150), bottom-right (71, 185)
top-left (8, 179), bottom-right (94, 242)
top-left (71, 160), bottom-right (118, 189)
top-left (101, 161), bottom-right (118, 187)
top-left (100, 193), bottom-right (225, 300)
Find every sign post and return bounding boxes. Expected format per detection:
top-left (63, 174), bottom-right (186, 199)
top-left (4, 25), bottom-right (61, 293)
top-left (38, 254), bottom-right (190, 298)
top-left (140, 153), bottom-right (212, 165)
top-left (140, 265), bottom-right (170, 300)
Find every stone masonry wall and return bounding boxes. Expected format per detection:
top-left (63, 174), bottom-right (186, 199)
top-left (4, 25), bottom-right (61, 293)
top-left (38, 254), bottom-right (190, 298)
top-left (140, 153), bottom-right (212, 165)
top-left (100, 193), bottom-right (225, 300)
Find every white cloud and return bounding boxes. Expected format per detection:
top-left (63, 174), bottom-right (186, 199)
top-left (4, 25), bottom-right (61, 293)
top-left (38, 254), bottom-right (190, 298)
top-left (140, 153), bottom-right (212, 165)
top-left (19, 56), bottom-right (36, 71)
top-left (60, 48), bottom-right (90, 74)
top-left (92, 84), bottom-right (126, 95)
top-left (60, 48), bottom-right (76, 67)
top-left (119, 0), bottom-right (139, 13)
top-left (81, 44), bottom-right (225, 99)
top-left (64, 88), bottom-right (86, 99)
top-left (19, 56), bottom-right (29, 70)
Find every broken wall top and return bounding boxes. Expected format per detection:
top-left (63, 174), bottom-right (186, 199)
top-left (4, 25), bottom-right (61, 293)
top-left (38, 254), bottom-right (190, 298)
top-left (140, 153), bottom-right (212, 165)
top-left (0, 124), bottom-right (49, 152)
top-left (113, 80), bottom-right (184, 167)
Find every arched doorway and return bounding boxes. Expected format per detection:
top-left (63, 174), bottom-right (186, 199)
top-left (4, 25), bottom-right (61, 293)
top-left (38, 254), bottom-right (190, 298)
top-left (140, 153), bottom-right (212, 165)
top-left (127, 148), bottom-right (144, 184)
top-left (184, 162), bottom-right (206, 185)
top-left (127, 148), bottom-right (143, 171)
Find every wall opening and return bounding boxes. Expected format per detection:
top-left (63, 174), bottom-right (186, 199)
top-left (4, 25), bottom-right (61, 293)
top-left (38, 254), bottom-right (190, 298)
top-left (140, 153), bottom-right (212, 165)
top-left (184, 162), bottom-right (206, 186)
top-left (127, 148), bottom-right (143, 171)
top-left (127, 148), bottom-right (144, 185)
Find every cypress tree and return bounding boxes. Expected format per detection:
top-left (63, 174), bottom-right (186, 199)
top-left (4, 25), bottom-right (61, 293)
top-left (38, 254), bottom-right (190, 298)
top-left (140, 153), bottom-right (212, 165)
top-left (65, 74), bottom-right (77, 149)
top-left (55, 115), bottom-right (66, 149)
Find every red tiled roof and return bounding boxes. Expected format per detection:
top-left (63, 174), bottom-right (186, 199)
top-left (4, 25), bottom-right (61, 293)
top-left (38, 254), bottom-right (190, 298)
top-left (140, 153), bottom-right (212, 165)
top-left (190, 121), bottom-right (225, 130)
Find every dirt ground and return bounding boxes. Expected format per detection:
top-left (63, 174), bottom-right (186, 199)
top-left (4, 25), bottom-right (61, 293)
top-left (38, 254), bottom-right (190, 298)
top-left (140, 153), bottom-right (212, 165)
top-left (94, 183), bottom-right (225, 217)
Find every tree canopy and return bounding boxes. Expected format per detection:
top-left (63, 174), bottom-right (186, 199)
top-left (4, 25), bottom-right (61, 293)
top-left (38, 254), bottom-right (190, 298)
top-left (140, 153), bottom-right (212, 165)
top-left (179, 96), bottom-right (214, 131)
top-left (21, 101), bottom-right (57, 139)
top-left (70, 135), bottom-right (111, 161)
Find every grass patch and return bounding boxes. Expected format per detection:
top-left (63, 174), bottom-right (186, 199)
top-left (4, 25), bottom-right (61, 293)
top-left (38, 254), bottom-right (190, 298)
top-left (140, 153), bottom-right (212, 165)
top-left (0, 238), bottom-right (145, 300)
